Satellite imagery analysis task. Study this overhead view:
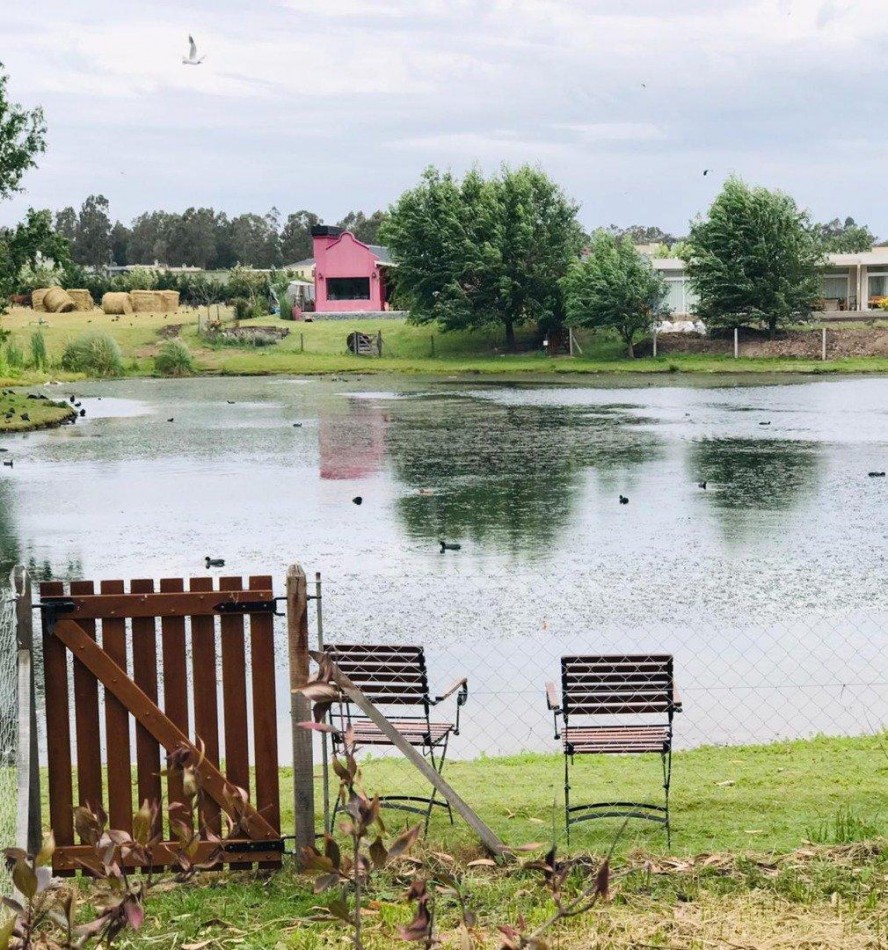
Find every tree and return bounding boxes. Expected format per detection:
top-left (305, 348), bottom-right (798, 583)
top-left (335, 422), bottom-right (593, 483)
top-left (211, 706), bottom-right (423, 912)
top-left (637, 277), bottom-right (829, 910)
top-left (381, 165), bottom-right (583, 348)
top-left (54, 206), bottom-right (77, 244)
top-left (110, 220), bottom-right (131, 266)
top-left (0, 63), bottom-right (46, 201)
top-left (337, 209), bottom-right (387, 245)
top-left (129, 211), bottom-right (173, 264)
top-left (683, 178), bottom-right (823, 337)
top-left (813, 216), bottom-right (875, 253)
top-left (74, 194), bottom-right (112, 268)
top-left (280, 210), bottom-right (320, 263)
top-left (166, 207), bottom-right (218, 268)
top-left (227, 210), bottom-right (280, 268)
top-left (605, 224), bottom-right (678, 246)
top-left (562, 232), bottom-right (667, 357)
top-left (0, 207), bottom-right (71, 302)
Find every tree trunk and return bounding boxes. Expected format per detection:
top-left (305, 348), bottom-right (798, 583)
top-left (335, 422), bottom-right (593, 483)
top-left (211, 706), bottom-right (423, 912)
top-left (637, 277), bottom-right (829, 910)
top-left (626, 338), bottom-right (635, 359)
top-left (504, 321), bottom-right (516, 351)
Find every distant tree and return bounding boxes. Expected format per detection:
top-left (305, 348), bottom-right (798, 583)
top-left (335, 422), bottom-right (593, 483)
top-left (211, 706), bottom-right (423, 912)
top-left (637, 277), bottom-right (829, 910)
top-left (605, 224), bottom-right (678, 246)
top-left (0, 208), bottom-right (71, 303)
top-left (110, 220), bottom-right (130, 266)
top-left (337, 209), bottom-right (387, 245)
top-left (813, 216), bottom-right (875, 253)
top-left (562, 232), bottom-right (667, 357)
top-left (227, 210), bottom-right (280, 268)
top-left (683, 178), bottom-right (822, 337)
top-left (129, 211), bottom-right (173, 265)
top-left (0, 63), bottom-right (46, 202)
top-left (382, 165), bottom-right (583, 348)
top-left (280, 210), bottom-right (321, 263)
top-left (74, 194), bottom-right (112, 268)
top-left (166, 207), bottom-right (218, 268)
top-left (54, 206), bottom-right (77, 244)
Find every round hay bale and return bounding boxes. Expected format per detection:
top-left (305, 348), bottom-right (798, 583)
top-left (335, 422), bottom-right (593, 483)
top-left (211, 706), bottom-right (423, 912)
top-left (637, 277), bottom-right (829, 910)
top-left (43, 287), bottom-right (76, 313)
top-left (67, 289), bottom-right (95, 312)
top-left (31, 288), bottom-right (51, 312)
top-left (159, 290), bottom-right (180, 312)
top-left (102, 292), bottom-right (133, 315)
top-left (130, 290), bottom-right (164, 313)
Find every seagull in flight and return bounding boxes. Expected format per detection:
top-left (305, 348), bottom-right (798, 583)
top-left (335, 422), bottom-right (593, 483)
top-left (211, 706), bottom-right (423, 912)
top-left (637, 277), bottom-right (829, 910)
top-left (182, 35), bottom-right (206, 65)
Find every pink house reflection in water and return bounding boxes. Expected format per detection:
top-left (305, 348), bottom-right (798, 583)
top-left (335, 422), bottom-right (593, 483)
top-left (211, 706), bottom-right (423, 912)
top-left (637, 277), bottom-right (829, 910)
top-left (319, 401), bottom-right (388, 480)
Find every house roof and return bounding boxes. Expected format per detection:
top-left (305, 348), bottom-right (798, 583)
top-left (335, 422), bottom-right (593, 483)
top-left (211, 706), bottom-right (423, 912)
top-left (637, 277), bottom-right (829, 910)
top-left (285, 257), bottom-right (315, 269)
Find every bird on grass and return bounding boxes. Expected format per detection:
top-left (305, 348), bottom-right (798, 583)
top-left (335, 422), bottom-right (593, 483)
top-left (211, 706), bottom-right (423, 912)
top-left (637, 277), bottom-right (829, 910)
top-left (205, 556), bottom-right (225, 568)
top-left (619, 495), bottom-right (629, 505)
top-left (439, 541), bottom-right (461, 552)
top-left (20, 413), bottom-right (29, 422)
top-left (182, 35), bottom-right (206, 65)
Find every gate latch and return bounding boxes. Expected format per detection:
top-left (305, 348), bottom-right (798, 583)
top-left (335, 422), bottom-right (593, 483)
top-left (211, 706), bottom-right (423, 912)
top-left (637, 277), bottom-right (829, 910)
top-left (223, 839), bottom-right (286, 854)
top-left (214, 598), bottom-right (284, 616)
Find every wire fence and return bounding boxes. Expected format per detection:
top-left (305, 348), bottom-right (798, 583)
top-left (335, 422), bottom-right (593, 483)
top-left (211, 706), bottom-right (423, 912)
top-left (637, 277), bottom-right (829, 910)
top-left (308, 571), bottom-right (888, 759)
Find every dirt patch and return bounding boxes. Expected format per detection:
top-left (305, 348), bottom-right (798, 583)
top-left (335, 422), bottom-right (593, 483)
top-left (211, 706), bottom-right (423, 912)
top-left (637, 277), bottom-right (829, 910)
top-left (158, 323), bottom-right (183, 339)
top-left (639, 327), bottom-right (888, 359)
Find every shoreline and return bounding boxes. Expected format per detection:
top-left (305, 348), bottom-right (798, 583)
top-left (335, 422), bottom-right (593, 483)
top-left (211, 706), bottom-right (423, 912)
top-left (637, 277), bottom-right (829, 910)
top-left (0, 392), bottom-right (77, 433)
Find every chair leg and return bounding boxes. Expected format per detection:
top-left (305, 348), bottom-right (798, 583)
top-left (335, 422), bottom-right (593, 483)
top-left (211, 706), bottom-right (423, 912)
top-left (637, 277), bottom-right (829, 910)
top-left (661, 748), bottom-right (673, 848)
top-left (564, 752), bottom-right (571, 845)
top-left (436, 733), bottom-right (454, 826)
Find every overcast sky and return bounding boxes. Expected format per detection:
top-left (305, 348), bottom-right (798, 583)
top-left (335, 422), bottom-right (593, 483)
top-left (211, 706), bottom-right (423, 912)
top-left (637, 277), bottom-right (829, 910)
top-left (3, 0), bottom-right (887, 236)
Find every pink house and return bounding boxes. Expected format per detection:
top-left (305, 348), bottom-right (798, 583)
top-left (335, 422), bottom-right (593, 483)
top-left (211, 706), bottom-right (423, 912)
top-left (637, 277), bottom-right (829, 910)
top-left (311, 226), bottom-right (393, 313)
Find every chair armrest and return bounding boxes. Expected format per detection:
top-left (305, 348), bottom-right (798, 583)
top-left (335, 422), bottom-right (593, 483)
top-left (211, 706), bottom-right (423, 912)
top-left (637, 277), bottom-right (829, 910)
top-left (434, 677), bottom-right (468, 703)
top-left (545, 681), bottom-right (561, 712)
top-left (672, 683), bottom-right (683, 713)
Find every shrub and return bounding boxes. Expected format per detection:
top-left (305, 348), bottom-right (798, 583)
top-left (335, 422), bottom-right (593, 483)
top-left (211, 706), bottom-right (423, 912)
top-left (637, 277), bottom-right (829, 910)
top-left (155, 339), bottom-right (194, 377)
top-left (5, 341), bottom-right (23, 368)
top-left (30, 330), bottom-right (48, 370)
top-left (61, 332), bottom-right (124, 377)
top-left (232, 297), bottom-right (251, 321)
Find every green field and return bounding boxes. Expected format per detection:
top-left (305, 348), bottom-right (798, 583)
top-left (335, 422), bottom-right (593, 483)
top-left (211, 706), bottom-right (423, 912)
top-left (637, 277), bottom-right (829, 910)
top-left (56, 734), bottom-right (888, 947)
top-left (0, 390), bottom-right (74, 432)
top-left (6, 306), bottom-right (888, 384)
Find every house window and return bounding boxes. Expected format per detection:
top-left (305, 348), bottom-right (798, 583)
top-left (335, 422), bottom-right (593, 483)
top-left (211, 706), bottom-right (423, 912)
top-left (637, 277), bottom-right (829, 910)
top-left (327, 277), bottom-right (371, 300)
top-left (868, 272), bottom-right (888, 304)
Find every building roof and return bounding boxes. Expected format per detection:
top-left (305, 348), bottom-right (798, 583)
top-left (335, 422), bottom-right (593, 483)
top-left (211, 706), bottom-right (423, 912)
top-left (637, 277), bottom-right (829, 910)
top-left (285, 257), bottom-right (315, 269)
top-left (366, 244), bottom-right (393, 264)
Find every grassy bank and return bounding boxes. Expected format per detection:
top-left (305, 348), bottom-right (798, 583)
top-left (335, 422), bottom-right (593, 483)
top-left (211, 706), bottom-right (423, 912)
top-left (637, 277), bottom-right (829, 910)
top-left (7, 306), bottom-right (888, 380)
top-left (58, 734), bottom-right (888, 947)
top-left (0, 390), bottom-right (74, 432)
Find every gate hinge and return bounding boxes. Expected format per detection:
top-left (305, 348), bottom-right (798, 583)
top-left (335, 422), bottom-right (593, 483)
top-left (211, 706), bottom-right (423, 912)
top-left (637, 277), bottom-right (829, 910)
top-left (214, 598), bottom-right (284, 616)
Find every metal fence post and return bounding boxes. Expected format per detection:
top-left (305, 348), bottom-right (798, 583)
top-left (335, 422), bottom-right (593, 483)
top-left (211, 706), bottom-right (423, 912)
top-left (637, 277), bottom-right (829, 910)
top-left (822, 327), bottom-right (827, 362)
top-left (13, 566), bottom-right (40, 855)
top-left (734, 327), bottom-right (739, 359)
top-left (652, 328), bottom-right (658, 359)
top-left (287, 564), bottom-right (315, 853)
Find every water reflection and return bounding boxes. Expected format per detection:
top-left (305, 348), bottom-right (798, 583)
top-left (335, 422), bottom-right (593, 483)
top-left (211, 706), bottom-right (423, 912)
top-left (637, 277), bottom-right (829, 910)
top-left (387, 395), bottom-right (664, 552)
top-left (689, 437), bottom-right (822, 510)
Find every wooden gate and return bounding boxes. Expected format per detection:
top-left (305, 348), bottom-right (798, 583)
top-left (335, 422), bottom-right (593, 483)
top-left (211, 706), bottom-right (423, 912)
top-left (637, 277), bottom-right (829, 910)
top-left (39, 575), bottom-right (283, 873)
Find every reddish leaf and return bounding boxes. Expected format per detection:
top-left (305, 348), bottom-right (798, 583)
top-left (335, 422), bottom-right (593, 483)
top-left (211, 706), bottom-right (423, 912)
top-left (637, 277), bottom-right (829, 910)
top-left (369, 836), bottom-right (388, 869)
top-left (388, 823), bottom-right (422, 861)
top-left (595, 859), bottom-right (610, 900)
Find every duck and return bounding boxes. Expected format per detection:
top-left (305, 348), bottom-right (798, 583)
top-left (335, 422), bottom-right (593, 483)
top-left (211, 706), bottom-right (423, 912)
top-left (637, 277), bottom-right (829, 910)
top-left (79, 409), bottom-right (86, 417)
top-left (352, 496), bottom-right (363, 505)
top-left (292, 422), bottom-right (303, 428)
top-left (227, 400), bottom-right (236, 405)
top-left (205, 556), bottom-right (225, 568)
top-left (868, 471), bottom-right (886, 478)
top-left (698, 481), bottom-right (707, 490)
top-left (3, 460), bottom-right (12, 468)
top-left (439, 541), bottom-right (461, 552)
top-left (20, 413), bottom-right (29, 422)
top-left (167, 418), bottom-right (175, 423)
top-left (759, 421), bottom-right (771, 427)
top-left (619, 495), bottom-right (629, 505)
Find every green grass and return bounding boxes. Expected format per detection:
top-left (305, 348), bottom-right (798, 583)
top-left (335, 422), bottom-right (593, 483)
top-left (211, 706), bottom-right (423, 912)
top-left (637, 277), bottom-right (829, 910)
top-left (8, 306), bottom-right (888, 380)
top-left (0, 391), bottom-right (74, 432)
top-left (60, 734), bottom-right (888, 947)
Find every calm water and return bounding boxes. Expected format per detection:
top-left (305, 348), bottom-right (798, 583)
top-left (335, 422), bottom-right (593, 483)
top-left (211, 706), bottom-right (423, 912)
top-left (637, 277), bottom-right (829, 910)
top-left (7, 374), bottom-right (888, 756)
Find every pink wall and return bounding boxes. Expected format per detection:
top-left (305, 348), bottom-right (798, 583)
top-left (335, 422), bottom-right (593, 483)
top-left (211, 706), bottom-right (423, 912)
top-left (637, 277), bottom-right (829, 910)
top-left (314, 231), bottom-right (386, 312)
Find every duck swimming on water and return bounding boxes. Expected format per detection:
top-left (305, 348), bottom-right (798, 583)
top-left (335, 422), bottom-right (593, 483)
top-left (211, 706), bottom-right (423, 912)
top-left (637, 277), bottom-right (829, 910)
top-left (439, 541), bottom-right (461, 552)
top-left (205, 556), bottom-right (225, 568)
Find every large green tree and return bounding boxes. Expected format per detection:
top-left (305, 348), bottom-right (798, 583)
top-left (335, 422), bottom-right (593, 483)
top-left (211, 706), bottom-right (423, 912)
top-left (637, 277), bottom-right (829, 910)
top-left (683, 178), bottom-right (823, 337)
top-left (280, 210), bottom-right (320, 263)
top-left (337, 209), bottom-right (387, 245)
top-left (381, 166), bottom-right (583, 348)
top-left (562, 232), bottom-right (668, 357)
top-left (0, 63), bottom-right (45, 201)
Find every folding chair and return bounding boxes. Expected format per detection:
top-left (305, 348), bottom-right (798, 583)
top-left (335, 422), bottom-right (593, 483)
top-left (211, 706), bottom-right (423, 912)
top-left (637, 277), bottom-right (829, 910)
top-left (545, 654), bottom-right (681, 844)
top-left (326, 643), bottom-right (468, 831)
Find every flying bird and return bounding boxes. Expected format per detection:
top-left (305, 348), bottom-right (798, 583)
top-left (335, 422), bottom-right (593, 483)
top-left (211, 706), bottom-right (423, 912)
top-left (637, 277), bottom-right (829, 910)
top-left (703, 169), bottom-right (710, 176)
top-left (182, 35), bottom-right (206, 65)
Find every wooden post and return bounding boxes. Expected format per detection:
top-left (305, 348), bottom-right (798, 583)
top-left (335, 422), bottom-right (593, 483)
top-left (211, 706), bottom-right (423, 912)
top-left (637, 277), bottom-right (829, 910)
top-left (430, 335), bottom-right (435, 358)
top-left (377, 331), bottom-right (383, 357)
top-left (734, 327), bottom-right (739, 359)
top-left (300, 332), bottom-right (304, 353)
top-left (13, 566), bottom-right (40, 854)
top-left (313, 651), bottom-right (507, 857)
top-left (568, 328), bottom-right (574, 357)
top-left (822, 327), bottom-right (827, 362)
top-left (287, 565), bottom-right (315, 852)
top-left (652, 328), bottom-right (657, 358)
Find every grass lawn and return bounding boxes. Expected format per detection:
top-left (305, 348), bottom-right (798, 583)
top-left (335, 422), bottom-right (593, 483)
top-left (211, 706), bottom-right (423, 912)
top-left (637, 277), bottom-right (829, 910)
top-left (0, 390), bottom-right (74, 432)
top-left (62, 734), bottom-right (888, 947)
top-left (6, 306), bottom-right (888, 381)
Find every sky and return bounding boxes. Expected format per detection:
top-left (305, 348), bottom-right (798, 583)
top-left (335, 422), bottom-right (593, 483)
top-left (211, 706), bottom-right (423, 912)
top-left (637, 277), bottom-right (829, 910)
top-left (3, 0), bottom-right (888, 237)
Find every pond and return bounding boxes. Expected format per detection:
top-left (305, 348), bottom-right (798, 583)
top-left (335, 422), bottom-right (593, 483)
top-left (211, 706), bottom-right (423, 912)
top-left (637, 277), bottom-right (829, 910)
top-left (5, 374), bottom-right (888, 757)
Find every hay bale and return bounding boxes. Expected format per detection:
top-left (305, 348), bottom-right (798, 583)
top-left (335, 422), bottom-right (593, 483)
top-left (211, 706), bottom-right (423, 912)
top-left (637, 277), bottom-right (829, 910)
top-left (67, 289), bottom-right (95, 312)
top-left (159, 290), bottom-right (180, 312)
top-left (43, 287), bottom-right (76, 313)
top-left (101, 292), bottom-right (133, 315)
top-left (130, 290), bottom-right (164, 313)
top-left (31, 288), bottom-right (50, 312)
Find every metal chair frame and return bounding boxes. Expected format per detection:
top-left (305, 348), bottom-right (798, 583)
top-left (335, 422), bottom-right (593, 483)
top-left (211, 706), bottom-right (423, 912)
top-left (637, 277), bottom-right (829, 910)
top-left (327, 643), bottom-right (468, 833)
top-left (546, 654), bottom-right (682, 845)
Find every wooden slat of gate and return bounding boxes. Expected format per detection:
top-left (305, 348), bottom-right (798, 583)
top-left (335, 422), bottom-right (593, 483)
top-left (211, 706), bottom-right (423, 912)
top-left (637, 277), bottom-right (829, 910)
top-left (249, 574), bottom-right (281, 868)
top-left (131, 579), bottom-right (163, 838)
top-left (70, 581), bottom-right (103, 817)
top-left (219, 576), bottom-right (251, 870)
top-left (190, 577), bottom-right (221, 837)
top-left (41, 581), bottom-right (74, 866)
top-left (159, 577), bottom-right (189, 833)
top-left (100, 579), bottom-right (133, 834)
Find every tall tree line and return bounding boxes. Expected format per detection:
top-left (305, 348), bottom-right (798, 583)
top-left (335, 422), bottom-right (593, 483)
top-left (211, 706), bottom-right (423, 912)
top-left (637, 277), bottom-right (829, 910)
top-left (53, 198), bottom-right (388, 270)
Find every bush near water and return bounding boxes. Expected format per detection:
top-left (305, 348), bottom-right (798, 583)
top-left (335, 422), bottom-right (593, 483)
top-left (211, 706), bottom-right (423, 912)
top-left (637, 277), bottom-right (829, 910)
top-left (60, 331), bottom-right (124, 377)
top-left (154, 338), bottom-right (194, 376)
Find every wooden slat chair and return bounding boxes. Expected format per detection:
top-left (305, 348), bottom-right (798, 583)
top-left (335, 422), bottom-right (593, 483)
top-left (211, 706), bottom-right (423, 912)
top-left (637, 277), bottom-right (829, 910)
top-left (545, 654), bottom-right (681, 844)
top-left (326, 643), bottom-right (468, 831)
